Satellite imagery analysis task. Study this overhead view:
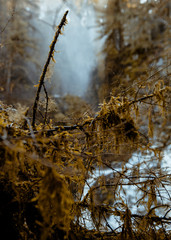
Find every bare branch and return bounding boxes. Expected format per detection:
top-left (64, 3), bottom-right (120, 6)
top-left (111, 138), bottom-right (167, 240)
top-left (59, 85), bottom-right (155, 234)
top-left (32, 10), bottom-right (69, 129)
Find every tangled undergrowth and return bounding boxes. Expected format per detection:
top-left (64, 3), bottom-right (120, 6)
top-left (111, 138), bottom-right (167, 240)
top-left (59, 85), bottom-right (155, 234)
top-left (0, 79), bottom-right (170, 239)
top-left (0, 8), bottom-right (171, 240)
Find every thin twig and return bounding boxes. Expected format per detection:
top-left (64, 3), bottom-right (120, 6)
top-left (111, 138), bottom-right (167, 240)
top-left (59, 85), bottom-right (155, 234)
top-left (128, 87), bottom-right (168, 106)
top-left (122, 63), bottom-right (171, 95)
top-left (0, 9), bottom-right (15, 34)
top-left (32, 10), bottom-right (69, 129)
top-left (103, 214), bottom-right (115, 233)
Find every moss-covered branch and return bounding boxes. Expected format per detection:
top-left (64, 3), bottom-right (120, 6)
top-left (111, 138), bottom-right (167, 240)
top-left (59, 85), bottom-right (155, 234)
top-left (32, 10), bottom-right (69, 129)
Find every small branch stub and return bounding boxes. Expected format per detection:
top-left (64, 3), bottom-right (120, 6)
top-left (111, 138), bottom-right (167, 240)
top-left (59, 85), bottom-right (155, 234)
top-left (32, 10), bottom-right (69, 129)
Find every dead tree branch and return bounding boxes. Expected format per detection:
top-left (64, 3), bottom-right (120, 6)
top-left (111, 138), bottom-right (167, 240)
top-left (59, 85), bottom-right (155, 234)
top-left (32, 10), bottom-right (69, 129)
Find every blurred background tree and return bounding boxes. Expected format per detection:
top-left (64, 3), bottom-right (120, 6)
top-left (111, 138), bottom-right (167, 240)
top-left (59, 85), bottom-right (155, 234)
top-left (90, 0), bottom-right (170, 101)
top-left (0, 0), bottom-right (39, 103)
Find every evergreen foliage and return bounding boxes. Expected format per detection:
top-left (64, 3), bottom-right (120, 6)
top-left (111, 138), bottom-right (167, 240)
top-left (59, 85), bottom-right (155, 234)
top-left (0, 0), bottom-right (38, 101)
top-left (93, 0), bottom-right (170, 102)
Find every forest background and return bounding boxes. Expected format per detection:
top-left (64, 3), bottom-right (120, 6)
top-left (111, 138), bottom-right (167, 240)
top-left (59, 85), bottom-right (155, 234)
top-left (0, 0), bottom-right (170, 239)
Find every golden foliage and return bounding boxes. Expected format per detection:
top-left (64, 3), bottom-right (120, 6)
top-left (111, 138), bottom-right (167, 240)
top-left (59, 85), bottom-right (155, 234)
top-left (0, 1), bottom-right (171, 239)
top-left (0, 78), bottom-right (170, 239)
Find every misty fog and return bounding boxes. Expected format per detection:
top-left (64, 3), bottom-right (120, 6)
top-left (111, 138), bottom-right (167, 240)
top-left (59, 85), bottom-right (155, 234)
top-left (37, 0), bottom-right (100, 97)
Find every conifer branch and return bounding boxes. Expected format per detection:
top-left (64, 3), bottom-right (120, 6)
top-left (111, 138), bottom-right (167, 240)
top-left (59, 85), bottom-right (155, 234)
top-left (129, 87), bottom-right (169, 106)
top-left (32, 10), bottom-right (69, 129)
